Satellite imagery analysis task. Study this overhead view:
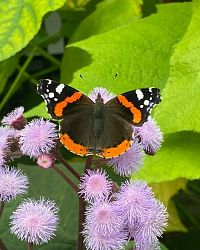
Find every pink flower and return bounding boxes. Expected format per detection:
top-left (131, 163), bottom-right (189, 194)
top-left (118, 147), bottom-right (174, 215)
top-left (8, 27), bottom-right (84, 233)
top-left (79, 169), bottom-right (112, 202)
top-left (115, 181), bottom-right (155, 226)
top-left (83, 229), bottom-right (128, 250)
top-left (1, 107), bottom-right (26, 130)
top-left (85, 200), bottom-right (124, 235)
top-left (134, 117), bottom-right (163, 155)
top-left (19, 119), bottom-right (58, 158)
top-left (0, 166), bottom-right (28, 201)
top-left (88, 87), bottom-right (115, 103)
top-left (37, 154), bottom-right (55, 169)
top-left (10, 198), bottom-right (59, 245)
top-left (131, 200), bottom-right (168, 250)
top-left (108, 140), bottom-right (144, 176)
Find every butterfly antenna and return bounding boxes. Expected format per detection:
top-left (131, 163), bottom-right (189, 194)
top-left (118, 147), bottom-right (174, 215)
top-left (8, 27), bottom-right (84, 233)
top-left (114, 73), bottom-right (118, 78)
top-left (79, 74), bottom-right (83, 79)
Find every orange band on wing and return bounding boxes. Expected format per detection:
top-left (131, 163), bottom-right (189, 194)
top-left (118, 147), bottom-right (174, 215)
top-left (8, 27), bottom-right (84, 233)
top-left (60, 133), bottom-right (87, 156)
top-left (54, 92), bottom-right (82, 117)
top-left (118, 95), bottom-right (142, 124)
top-left (100, 139), bottom-right (132, 158)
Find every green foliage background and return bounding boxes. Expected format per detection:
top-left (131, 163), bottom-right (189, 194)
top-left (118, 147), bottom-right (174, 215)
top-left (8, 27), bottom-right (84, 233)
top-left (0, 0), bottom-right (200, 249)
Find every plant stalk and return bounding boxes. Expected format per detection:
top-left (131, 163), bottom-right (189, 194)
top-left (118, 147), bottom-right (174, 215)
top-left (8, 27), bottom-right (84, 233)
top-left (27, 242), bottom-right (33, 250)
top-left (0, 201), bottom-right (5, 219)
top-left (77, 155), bottom-right (93, 250)
top-left (0, 239), bottom-right (8, 250)
top-left (54, 150), bottom-right (80, 180)
top-left (53, 165), bottom-right (79, 193)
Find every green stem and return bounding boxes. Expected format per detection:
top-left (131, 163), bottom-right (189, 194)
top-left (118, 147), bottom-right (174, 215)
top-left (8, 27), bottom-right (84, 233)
top-left (17, 66), bottom-right (38, 85)
top-left (0, 48), bottom-right (36, 110)
top-left (32, 65), bottom-right (59, 78)
top-left (37, 47), bottom-right (60, 67)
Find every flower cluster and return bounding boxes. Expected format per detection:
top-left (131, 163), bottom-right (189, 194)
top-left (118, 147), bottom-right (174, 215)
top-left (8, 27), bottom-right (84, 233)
top-left (0, 107), bottom-right (58, 168)
top-left (0, 107), bottom-right (59, 246)
top-left (79, 170), bottom-right (168, 250)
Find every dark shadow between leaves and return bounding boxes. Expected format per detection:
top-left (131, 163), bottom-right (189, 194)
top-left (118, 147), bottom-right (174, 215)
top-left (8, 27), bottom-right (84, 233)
top-left (61, 46), bottom-right (92, 85)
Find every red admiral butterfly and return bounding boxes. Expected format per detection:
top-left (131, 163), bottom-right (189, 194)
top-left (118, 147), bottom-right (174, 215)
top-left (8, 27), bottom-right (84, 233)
top-left (37, 79), bottom-right (161, 158)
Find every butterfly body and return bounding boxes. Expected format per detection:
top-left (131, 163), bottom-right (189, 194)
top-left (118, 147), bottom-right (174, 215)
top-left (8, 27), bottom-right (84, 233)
top-left (37, 79), bottom-right (161, 158)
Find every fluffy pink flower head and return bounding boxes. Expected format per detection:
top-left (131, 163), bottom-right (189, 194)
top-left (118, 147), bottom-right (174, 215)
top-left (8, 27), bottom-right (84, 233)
top-left (108, 140), bottom-right (144, 177)
top-left (79, 169), bottom-right (112, 202)
top-left (10, 198), bottom-right (59, 245)
top-left (37, 154), bottom-right (55, 169)
top-left (134, 117), bottom-right (163, 155)
top-left (83, 229), bottom-right (128, 250)
top-left (131, 200), bottom-right (168, 250)
top-left (0, 166), bottom-right (28, 201)
top-left (115, 181), bottom-right (155, 226)
top-left (88, 87), bottom-right (115, 103)
top-left (2, 107), bottom-right (26, 129)
top-left (85, 200), bottom-right (125, 236)
top-left (20, 119), bottom-right (58, 158)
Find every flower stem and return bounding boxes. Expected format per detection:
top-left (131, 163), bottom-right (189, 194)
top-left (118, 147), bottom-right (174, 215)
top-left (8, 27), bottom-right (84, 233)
top-left (77, 155), bottom-right (93, 250)
top-left (53, 165), bottom-right (79, 193)
top-left (0, 239), bottom-right (8, 250)
top-left (54, 150), bottom-right (80, 180)
top-left (0, 201), bottom-right (5, 219)
top-left (27, 242), bottom-right (33, 250)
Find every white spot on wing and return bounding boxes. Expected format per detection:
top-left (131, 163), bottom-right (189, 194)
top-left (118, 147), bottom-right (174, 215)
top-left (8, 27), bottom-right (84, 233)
top-left (136, 89), bottom-right (144, 100)
top-left (140, 104), bottom-right (144, 108)
top-left (56, 84), bottom-right (65, 94)
top-left (49, 92), bottom-right (54, 98)
top-left (144, 100), bottom-right (149, 106)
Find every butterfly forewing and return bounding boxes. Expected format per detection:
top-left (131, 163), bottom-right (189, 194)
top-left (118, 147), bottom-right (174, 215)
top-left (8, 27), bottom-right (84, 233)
top-left (106, 88), bottom-right (161, 126)
top-left (37, 79), bottom-right (93, 119)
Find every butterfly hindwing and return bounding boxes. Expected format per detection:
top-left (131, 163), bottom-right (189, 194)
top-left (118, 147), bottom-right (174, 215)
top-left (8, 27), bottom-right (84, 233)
top-left (37, 79), bottom-right (93, 119)
top-left (106, 88), bottom-right (161, 126)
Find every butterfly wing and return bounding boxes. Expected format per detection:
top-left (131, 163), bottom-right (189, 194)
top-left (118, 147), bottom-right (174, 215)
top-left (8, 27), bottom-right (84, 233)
top-left (59, 106), bottom-right (95, 157)
top-left (37, 79), bottom-right (95, 156)
top-left (37, 79), bottom-right (93, 119)
top-left (96, 112), bottom-right (133, 158)
top-left (106, 87), bottom-right (161, 126)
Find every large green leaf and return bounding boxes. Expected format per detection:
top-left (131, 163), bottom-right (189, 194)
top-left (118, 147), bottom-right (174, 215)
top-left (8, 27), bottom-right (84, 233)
top-left (0, 0), bottom-right (65, 62)
top-left (155, 0), bottom-right (200, 134)
top-left (0, 161), bottom-right (83, 250)
top-left (27, 3), bottom-right (191, 118)
top-left (132, 132), bottom-right (200, 183)
top-left (61, 3), bottom-right (191, 94)
top-left (70, 0), bottom-right (143, 43)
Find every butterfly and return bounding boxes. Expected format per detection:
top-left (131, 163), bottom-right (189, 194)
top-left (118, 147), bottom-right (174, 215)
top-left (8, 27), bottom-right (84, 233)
top-left (37, 79), bottom-right (161, 158)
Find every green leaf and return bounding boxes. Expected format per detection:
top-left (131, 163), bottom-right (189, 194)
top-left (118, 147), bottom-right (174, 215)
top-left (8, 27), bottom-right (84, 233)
top-left (25, 102), bottom-right (50, 119)
top-left (70, 0), bottom-right (143, 43)
top-left (155, 0), bottom-right (200, 134)
top-left (132, 132), bottom-right (200, 183)
top-left (151, 179), bottom-right (187, 232)
top-left (0, 161), bottom-right (83, 249)
top-left (0, 0), bottom-right (65, 62)
top-left (61, 3), bottom-right (192, 95)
